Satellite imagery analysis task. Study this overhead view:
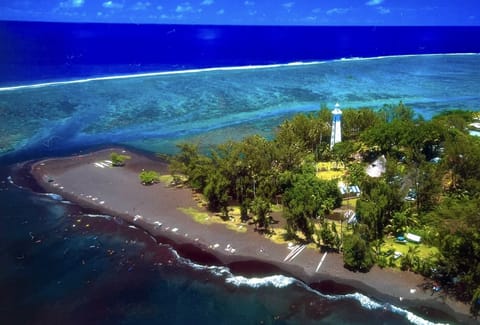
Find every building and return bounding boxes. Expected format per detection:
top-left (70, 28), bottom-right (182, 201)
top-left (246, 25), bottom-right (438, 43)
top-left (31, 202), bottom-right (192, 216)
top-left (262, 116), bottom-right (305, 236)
top-left (330, 103), bottom-right (342, 149)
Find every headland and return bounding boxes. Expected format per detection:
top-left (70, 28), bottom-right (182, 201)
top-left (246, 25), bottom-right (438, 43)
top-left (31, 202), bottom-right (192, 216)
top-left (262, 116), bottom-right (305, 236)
top-left (21, 147), bottom-right (475, 324)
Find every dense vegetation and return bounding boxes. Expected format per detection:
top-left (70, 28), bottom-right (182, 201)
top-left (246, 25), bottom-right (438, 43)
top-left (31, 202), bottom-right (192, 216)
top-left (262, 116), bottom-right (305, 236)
top-left (169, 103), bottom-right (480, 313)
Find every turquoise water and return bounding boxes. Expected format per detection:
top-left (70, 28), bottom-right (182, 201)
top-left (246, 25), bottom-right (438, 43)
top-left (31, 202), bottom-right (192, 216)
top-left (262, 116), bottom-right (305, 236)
top-left (1, 54), bottom-right (479, 324)
top-left (1, 54), bottom-right (479, 157)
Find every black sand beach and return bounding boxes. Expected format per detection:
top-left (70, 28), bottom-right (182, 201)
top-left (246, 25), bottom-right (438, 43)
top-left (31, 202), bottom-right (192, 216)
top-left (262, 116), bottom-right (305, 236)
top-left (21, 147), bottom-right (475, 324)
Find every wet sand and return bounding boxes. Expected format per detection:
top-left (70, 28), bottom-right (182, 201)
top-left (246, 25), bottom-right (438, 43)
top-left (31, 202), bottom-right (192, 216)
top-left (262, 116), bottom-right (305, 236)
top-left (23, 147), bottom-right (474, 324)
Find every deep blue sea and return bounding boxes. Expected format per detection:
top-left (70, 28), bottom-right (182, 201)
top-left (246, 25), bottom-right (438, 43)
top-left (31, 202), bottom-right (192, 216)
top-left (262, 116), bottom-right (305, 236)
top-left (1, 22), bottom-right (480, 324)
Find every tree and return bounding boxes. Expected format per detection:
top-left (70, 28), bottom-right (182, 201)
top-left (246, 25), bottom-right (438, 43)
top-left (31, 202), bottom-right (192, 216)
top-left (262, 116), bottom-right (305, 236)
top-left (250, 196), bottom-right (272, 232)
top-left (386, 210), bottom-right (419, 236)
top-left (378, 101), bottom-right (415, 123)
top-left (437, 229), bottom-right (480, 301)
top-left (331, 140), bottom-right (356, 167)
top-left (415, 162), bottom-right (442, 212)
top-left (356, 178), bottom-right (402, 254)
top-left (343, 233), bottom-right (375, 272)
top-left (318, 221), bottom-right (340, 251)
top-left (203, 171), bottom-right (230, 217)
top-left (443, 132), bottom-right (480, 192)
top-left (283, 167), bottom-right (341, 242)
top-left (346, 162), bottom-right (367, 186)
top-left (240, 200), bottom-right (250, 222)
top-left (169, 143), bottom-right (212, 191)
top-left (274, 120), bottom-right (308, 171)
top-left (471, 287), bottom-right (480, 318)
top-left (400, 245), bottom-right (420, 272)
top-left (342, 107), bottom-right (381, 140)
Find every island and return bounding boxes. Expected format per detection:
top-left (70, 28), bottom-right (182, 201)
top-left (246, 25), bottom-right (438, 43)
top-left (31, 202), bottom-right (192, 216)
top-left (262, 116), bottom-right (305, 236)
top-left (25, 103), bottom-right (480, 323)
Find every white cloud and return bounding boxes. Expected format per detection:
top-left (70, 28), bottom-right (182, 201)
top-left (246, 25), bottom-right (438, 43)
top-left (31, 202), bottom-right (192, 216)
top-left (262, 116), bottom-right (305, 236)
top-left (132, 2), bottom-right (151, 11)
top-left (216, 9), bottom-right (225, 15)
top-left (156, 5), bottom-right (163, 10)
top-left (102, 1), bottom-right (124, 9)
top-left (376, 6), bottom-right (390, 14)
top-left (326, 7), bottom-right (351, 15)
top-left (59, 0), bottom-right (84, 8)
top-left (244, 1), bottom-right (255, 6)
top-left (176, 2), bottom-right (193, 13)
top-left (366, 0), bottom-right (384, 6)
top-left (201, 0), bottom-right (214, 5)
top-left (282, 2), bottom-right (295, 9)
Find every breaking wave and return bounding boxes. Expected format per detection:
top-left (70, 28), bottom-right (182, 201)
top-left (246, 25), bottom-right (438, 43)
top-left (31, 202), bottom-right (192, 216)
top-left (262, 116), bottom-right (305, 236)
top-left (168, 246), bottom-right (446, 325)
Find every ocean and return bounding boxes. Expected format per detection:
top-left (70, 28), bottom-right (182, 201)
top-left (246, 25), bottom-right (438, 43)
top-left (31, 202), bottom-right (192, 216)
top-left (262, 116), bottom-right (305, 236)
top-left (1, 22), bottom-right (480, 324)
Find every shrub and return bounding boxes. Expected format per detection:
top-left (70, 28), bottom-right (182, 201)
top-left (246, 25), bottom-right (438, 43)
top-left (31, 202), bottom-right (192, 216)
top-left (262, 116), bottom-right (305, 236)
top-left (111, 152), bottom-right (131, 166)
top-left (139, 170), bottom-right (160, 185)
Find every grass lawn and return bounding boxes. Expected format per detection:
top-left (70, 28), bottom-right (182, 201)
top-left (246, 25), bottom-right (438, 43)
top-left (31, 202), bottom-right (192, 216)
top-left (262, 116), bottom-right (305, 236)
top-left (342, 197), bottom-right (358, 209)
top-left (268, 227), bottom-right (289, 245)
top-left (158, 174), bottom-right (174, 184)
top-left (271, 204), bottom-right (283, 213)
top-left (316, 161), bottom-right (346, 180)
top-left (178, 206), bottom-right (247, 233)
top-left (381, 237), bottom-right (438, 267)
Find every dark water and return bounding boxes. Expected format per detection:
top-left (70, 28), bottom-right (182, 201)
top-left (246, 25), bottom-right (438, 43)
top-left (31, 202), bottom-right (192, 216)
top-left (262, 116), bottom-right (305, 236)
top-left (1, 21), bottom-right (480, 86)
top-left (0, 157), bottom-right (460, 325)
top-left (0, 22), bottom-right (477, 324)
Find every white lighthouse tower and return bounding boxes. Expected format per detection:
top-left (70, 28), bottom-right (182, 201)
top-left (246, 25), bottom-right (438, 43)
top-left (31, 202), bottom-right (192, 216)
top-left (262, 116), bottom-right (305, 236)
top-left (330, 103), bottom-right (342, 149)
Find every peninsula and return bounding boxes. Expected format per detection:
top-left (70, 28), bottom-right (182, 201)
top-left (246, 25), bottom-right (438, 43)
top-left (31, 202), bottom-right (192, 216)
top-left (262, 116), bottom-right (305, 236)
top-left (24, 104), bottom-right (480, 324)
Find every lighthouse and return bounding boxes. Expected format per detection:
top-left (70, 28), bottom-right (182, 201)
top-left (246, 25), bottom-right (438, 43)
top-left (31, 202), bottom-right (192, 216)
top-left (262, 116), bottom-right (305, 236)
top-left (330, 103), bottom-right (342, 149)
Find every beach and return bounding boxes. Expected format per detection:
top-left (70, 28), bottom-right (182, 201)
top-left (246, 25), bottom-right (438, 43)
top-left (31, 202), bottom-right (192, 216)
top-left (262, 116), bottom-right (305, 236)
top-left (21, 147), bottom-right (475, 324)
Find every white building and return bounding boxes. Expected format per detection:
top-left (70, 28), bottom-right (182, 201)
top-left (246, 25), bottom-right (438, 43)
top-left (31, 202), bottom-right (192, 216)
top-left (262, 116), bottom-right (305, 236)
top-left (330, 103), bottom-right (342, 149)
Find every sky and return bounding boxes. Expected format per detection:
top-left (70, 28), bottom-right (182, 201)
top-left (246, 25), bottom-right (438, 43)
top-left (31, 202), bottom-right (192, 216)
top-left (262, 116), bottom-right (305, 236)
top-left (0, 0), bottom-right (479, 25)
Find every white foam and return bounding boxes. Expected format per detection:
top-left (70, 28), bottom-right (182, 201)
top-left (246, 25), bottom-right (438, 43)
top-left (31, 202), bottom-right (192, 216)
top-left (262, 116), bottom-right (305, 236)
top-left (161, 242), bottom-right (448, 324)
top-left (6, 176), bottom-right (23, 189)
top-left (336, 52), bottom-right (479, 64)
top-left (44, 193), bottom-right (64, 201)
top-left (1, 53), bottom-right (477, 92)
top-left (308, 289), bottom-right (447, 325)
top-left (0, 61), bottom-right (322, 92)
top-left (168, 245), bottom-right (294, 288)
top-left (83, 213), bottom-right (112, 220)
top-left (225, 274), bottom-right (296, 288)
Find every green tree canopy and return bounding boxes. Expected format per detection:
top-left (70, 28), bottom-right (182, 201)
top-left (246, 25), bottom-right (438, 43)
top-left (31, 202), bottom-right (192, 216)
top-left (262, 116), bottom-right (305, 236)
top-left (283, 166), bottom-right (341, 242)
top-left (343, 233), bottom-right (375, 272)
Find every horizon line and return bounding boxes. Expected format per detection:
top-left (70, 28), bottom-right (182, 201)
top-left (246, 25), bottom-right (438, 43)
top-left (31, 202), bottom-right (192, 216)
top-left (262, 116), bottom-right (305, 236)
top-left (3, 19), bottom-right (480, 28)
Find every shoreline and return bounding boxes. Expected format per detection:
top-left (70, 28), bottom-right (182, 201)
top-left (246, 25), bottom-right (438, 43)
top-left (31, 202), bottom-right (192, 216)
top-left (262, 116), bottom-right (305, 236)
top-left (16, 147), bottom-right (475, 324)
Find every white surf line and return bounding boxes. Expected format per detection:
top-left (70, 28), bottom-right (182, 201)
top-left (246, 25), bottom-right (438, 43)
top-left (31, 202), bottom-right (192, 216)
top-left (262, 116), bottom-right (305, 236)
top-left (0, 61), bottom-right (323, 92)
top-left (315, 252), bottom-right (328, 273)
top-left (286, 245), bottom-right (306, 263)
top-left (2, 53), bottom-right (479, 93)
top-left (283, 245), bottom-right (300, 262)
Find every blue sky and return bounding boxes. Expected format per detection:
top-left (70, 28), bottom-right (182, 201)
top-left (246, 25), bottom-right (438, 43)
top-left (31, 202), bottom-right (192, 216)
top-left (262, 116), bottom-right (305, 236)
top-left (1, 0), bottom-right (479, 25)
